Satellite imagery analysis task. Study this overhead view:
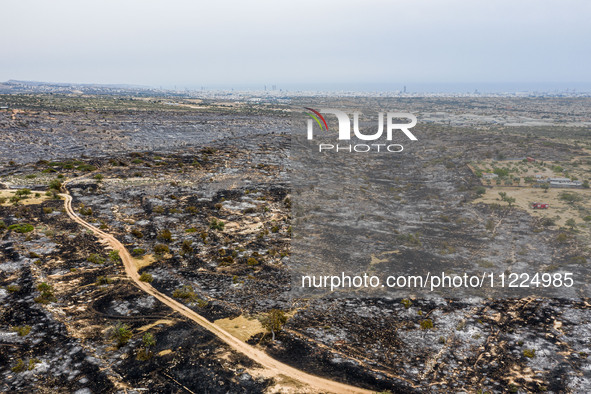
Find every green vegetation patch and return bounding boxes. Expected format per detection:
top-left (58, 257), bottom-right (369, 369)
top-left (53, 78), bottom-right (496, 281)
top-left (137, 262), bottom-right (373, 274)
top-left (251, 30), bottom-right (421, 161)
top-left (8, 223), bottom-right (34, 233)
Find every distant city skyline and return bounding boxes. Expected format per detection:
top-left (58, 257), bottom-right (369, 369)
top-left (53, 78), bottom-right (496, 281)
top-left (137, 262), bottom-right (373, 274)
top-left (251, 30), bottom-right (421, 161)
top-left (2, 0), bottom-right (590, 91)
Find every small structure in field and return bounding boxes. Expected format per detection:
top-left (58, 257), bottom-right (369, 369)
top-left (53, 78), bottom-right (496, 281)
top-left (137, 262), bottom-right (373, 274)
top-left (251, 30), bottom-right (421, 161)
top-left (531, 202), bottom-right (549, 209)
top-left (535, 177), bottom-right (583, 188)
top-left (548, 178), bottom-right (583, 188)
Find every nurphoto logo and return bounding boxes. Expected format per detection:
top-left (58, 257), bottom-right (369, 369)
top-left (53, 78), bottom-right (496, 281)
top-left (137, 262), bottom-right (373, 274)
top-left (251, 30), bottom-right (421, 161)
top-left (304, 107), bottom-right (418, 152)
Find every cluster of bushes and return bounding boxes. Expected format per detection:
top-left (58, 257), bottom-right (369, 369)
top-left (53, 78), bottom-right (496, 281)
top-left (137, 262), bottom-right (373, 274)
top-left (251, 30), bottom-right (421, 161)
top-left (540, 218), bottom-right (555, 227)
top-left (8, 223), bottom-right (34, 233)
top-left (560, 192), bottom-right (583, 203)
top-left (420, 319), bottom-right (434, 330)
top-left (88, 252), bottom-right (117, 265)
top-left (172, 285), bottom-right (196, 300)
top-left (154, 244), bottom-right (170, 255)
top-left (110, 323), bottom-right (132, 347)
top-left (493, 168), bottom-right (509, 177)
top-left (109, 250), bottom-right (121, 263)
top-left (95, 276), bottom-right (112, 285)
top-left (76, 164), bottom-right (96, 172)
top-left (79, 204), bottom-right (93, 216)
top-left (219, 256), bottom-right (234, 266)
top-left (247, 257), bottom-right (259, 266)
top-left (15, 188), bottom-right (32, 198)
top-left (556, 233), bottom-right (569, 243)
top-left (6, 284), bottom-right (21, 293)
top-left (180, 240), bottom-right (193, 256)
top-left (88, 253), bottom-right (106, 264)
top-left (139, 273), bottom-right (153, 283)
top-left (209, 218), bottom-right (225, 231)
top-left (474, 186), bottom-right (487, 196)
top-left (34, 282), bottom-right (56, 304)
top-left (172, 285), bottom-right (208, 307)
top-left (132, 248), bottom-right (146, 257)
top-left (11, 325), bottom-right (32, 336)
top-left (401, 298), bottom-right (412, 309)
top-left (48, 179), bottom-right (62, 191)
top-left (131, 228), bottom-right (144, 238)
top-left (43, 160), bottom-right (95, 172)
top-left (157, 229), bottom-right (172, 242)
top-left (11, 358), bottom-right (40, 373)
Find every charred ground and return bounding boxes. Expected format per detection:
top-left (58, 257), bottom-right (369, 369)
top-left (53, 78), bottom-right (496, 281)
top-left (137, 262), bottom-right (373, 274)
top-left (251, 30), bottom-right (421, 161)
top-left (1, 95), bottom-right (591, 393)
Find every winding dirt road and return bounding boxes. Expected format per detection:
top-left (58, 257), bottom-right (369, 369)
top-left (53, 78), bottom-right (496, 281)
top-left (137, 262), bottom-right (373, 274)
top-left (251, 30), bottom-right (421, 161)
top-left (61, 187), bottom-right (372, 394)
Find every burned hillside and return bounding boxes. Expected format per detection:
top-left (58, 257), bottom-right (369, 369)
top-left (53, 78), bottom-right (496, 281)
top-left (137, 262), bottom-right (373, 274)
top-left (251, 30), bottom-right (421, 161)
top-left (1, 95), bottom-right (591, 392)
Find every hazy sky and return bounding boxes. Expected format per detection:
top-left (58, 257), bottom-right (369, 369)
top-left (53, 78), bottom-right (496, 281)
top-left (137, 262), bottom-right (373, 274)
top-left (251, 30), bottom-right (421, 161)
top-left (1, 0), bottom-right (590, 89)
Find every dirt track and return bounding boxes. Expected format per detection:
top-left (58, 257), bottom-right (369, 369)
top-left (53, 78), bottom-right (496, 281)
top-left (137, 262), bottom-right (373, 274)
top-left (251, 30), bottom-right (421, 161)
top-left (61, 185), bottom-right (372, 394)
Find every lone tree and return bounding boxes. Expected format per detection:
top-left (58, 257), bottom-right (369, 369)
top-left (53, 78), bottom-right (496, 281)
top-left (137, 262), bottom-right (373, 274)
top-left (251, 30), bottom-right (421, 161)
top-left (566, 218), bottom-right (576, 230)
top-left (111, 323), bottom-right (132, 347)
top-left (143, 332), bottom-right (156, 348)
top-left (157, 229), bottom-right (172, 242)
top-left (505, 197), bottom-right (516, 207)
top-left (260, 309), bottom-right (288, 341)
top-left (137, 332), bottom-right (156, 361)
top-left (181, 239), bottom-right (194, 256)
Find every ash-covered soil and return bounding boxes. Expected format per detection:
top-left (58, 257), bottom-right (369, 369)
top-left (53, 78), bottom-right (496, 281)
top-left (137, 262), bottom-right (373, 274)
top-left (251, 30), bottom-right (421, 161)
top-left (1, 95), bottom-right (591, 393)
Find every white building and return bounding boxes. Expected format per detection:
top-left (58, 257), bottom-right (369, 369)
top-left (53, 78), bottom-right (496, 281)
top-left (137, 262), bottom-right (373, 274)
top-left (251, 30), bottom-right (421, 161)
top-left (482, 173), bottom-right (498, 179)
